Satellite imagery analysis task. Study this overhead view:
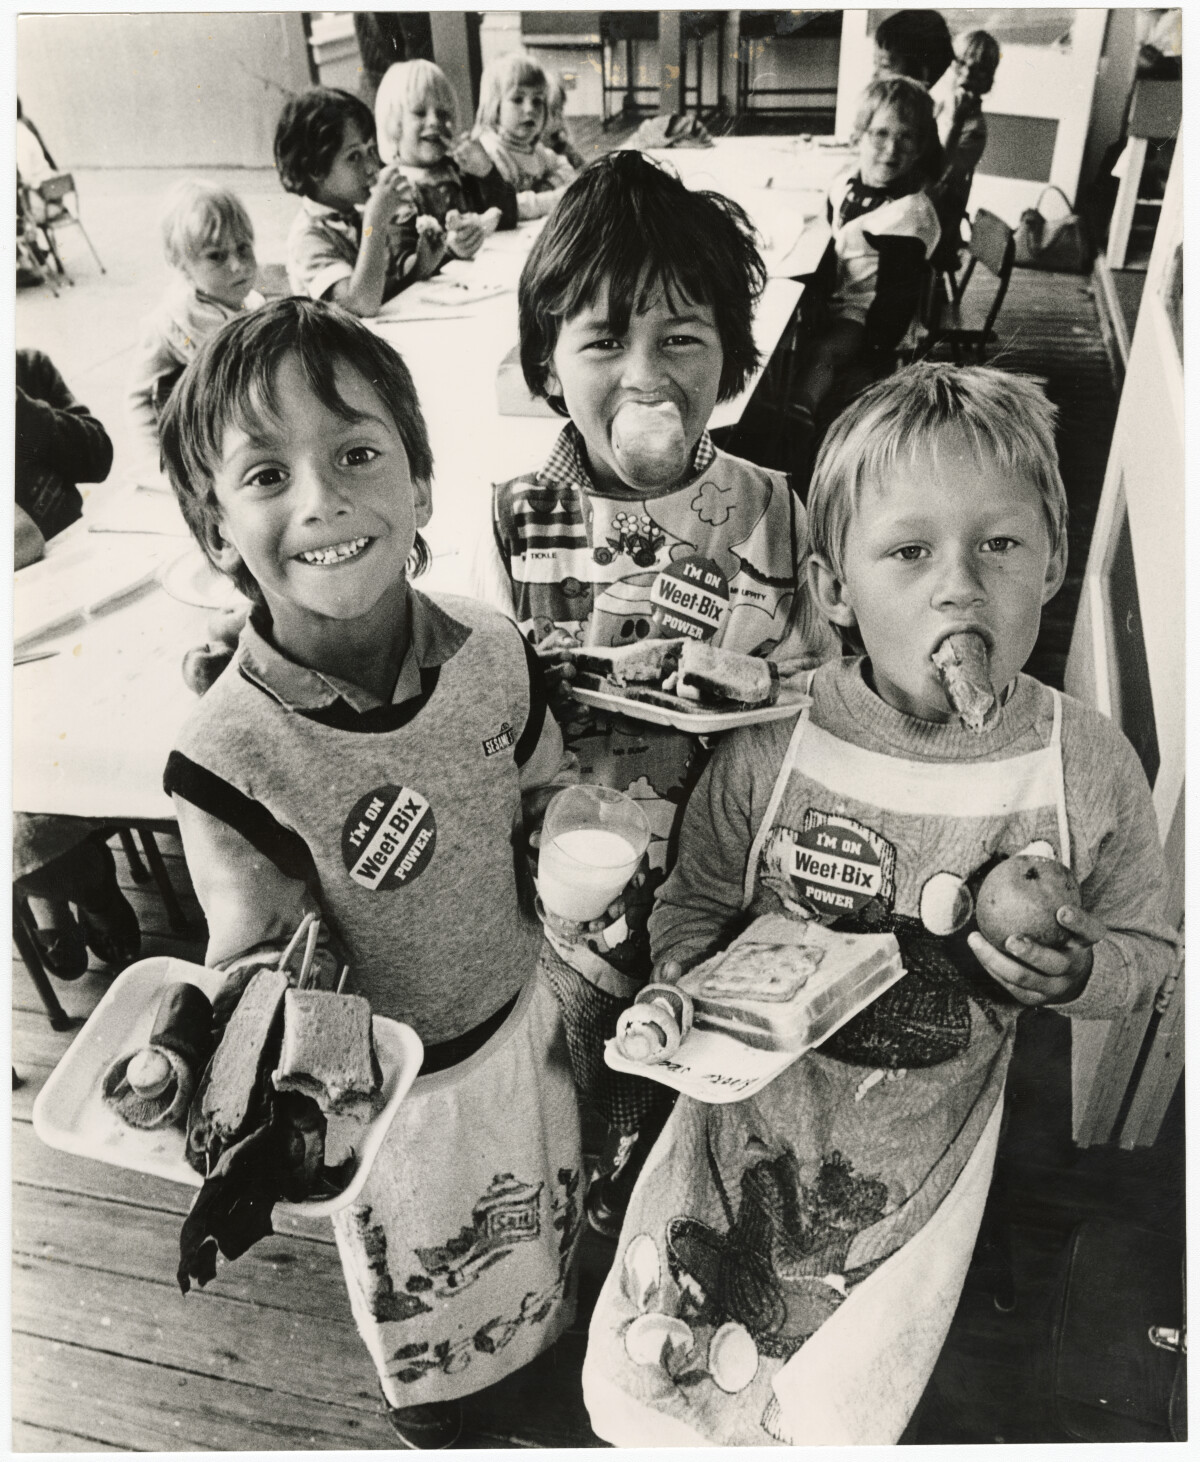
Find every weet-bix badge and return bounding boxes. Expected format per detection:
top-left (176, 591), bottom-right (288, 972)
top-left (342, 784), bottom-right (437, 890)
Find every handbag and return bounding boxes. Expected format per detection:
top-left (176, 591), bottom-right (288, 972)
top-left (1014, 185), bottom-right (1091, 273)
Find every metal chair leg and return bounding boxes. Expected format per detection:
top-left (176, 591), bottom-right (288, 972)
top-left (12, 890), bottom-right (74, 1031)
top-left (75, 220), bottom-right (106, 274)
top-left (135, 825), bottom-right (188, 932)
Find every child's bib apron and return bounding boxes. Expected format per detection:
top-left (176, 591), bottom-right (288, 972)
top-left (583, 686), bottom-right (1070, 1445)
top-left (332, 968), bottom-right (583, 1407)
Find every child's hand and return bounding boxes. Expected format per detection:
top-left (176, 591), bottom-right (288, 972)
top-left (534, 627), bottom-right (577, 712)
top-left (412, 215), bottom-right (448, 278)
top-left (967, 905), bottom-right (1107, 1006)
top-left (445, 208), bottom-right (485, 260)
top-left (363, 164), bottom-right (414, 235)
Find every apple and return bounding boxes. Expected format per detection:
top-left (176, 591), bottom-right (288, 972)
top-left (182, 643), bottom-right (233, 696)
top-left (206, 605), bottom-right (248, 648)
top-left (975, 855), bottom-right (1082, 950)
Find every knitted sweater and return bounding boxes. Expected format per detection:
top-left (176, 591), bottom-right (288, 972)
top-left (653, 657), bottom-right (1174, 1021)
top-left (475, 128), bottom-right (575, 219)
top-left (127, 280), bottom-right (265, 469)
top-left (166, 591), bottom-right (574, 1043)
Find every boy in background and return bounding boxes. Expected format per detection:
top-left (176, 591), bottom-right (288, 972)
top-left (276, 87), bottom-right (442, 316)
top-left (127, 179), bottom-right (263, 476)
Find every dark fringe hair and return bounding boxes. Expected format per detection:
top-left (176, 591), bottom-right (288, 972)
top-left (274, 87), bottom-right (377, 198)
top-left (159, 297), bottom-right (433, 605)
top-left (518, 150), bottom-right (766, 413)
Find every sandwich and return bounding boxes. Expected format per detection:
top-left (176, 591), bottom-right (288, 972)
top-left (186, 967), bottom-right (290, 1170)
top-left (178, 970), bottom-right (380, 1295)
top-left (678, 917), bottom-right (904, 1053)
top-left (272, 989), bottom-right (381, 1121)
top-left (670, 640), bottom-right (779, 710)
top-left (569, 638), bottom-right (683, 690)
top-left (569, 637), bottom-right (779, 713)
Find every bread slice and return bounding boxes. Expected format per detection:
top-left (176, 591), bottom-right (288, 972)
top-left (675, 641), bottom-right (778, 709)
top-left (195, 967), bottom-right (290, 1150)
top-left (272, 990), bottom-right (379, 1119)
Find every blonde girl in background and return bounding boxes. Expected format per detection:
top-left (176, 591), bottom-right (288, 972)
top-left (472, 51), bottom-right (576, 220)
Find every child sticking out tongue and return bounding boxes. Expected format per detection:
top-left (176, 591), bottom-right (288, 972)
top-left (611, 400), bottom-right (689, 489)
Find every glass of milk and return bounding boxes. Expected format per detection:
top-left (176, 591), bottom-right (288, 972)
top-left (537, 786), bottom-right (651, 922)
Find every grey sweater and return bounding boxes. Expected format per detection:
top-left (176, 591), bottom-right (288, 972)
top-left (167, 591), bottom-right (574, 1043)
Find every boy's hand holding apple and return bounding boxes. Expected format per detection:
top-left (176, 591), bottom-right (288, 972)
top-left (967, 854), bottom-right (1107, 1006)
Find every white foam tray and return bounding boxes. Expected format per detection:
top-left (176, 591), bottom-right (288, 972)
top-left (32, 956), bottom-right (422, 1217)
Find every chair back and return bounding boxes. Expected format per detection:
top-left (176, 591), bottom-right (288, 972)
top-left (37, 173), bottom-right (75, 206)
top-left (969, 208), bottom-right (1016, 338)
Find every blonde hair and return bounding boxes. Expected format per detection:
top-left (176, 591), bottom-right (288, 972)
top-left (374, 59), bottom-right (457, 165)
top-left (160, 179), bottom-right (254, 270)
top-left (474, 50), bottom-right (548, 134)
top-left (807, 362), bottom-right (1067, 580)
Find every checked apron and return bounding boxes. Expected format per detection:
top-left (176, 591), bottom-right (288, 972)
top-left (584, 686), bottom-right (1071, 1445)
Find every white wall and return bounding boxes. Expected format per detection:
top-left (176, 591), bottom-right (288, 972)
top-left (18, 12), bottom-right (313, 169)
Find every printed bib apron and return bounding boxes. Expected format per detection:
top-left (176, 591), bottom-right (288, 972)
top-left (583, 686), bottom-right (1071, 1445)
top-left (332, 968), bottom-right (583, 1406)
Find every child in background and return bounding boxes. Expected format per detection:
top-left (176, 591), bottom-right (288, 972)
top-left (930, 31), bottom-right (1001, 271)
top-left (276, 87), bottom-right (441, 316)
top-left (792, 77), bottom-right (941, 438)
top-left (544, 72), bottom-right (587, 172)
top-left (159, 298), bottom-right (582, 1449)
top-left (472, 51), bottom-right (576, 220)
top-left (374, 58), bottom-right (518, 261)
top-left (469, 151), bottom-right (838, 1236)
top-left (873, 8), bottom-right (955, 87)
top-left (127, 180), bottom-right (264, 474)
top-left (582, 363), bottom-right (1178, 1446)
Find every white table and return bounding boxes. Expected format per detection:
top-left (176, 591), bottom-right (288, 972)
top-left (12, 138), bottom-right (840, 821)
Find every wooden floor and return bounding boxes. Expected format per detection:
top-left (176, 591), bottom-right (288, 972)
top-left (12, 833), bottom-right (613, 1451)
top-left (12, 208), bottom-right (1183, 1450)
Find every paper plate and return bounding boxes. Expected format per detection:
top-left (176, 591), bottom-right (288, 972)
top-left (570, 681), bottom-right (811, 735)
top-left (32, 956), bottom-right (423, 1217)
top-left (159, 548), bottom-right (249, 612)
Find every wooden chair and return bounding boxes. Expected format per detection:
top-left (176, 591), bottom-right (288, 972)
top-left (600, 11), bottom-right (659, 127)
top-left (930, 209), bottom-right (1016, 363)
top-left (24, 173), bottom-right (106, 284)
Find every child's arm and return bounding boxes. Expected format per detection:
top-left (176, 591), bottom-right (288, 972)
top-left (15, 504), bottom-right (45, 569)
top-left (171, 791), bottom-right (338, 980)
top-left (968, 727), bottom-right (1179, 1014)
top-left (649, 725), bottom-right (774, 978)
top-left (18, 353), bottom-right (113, 485)
top-left (329, 164), bottom-right (422, 316)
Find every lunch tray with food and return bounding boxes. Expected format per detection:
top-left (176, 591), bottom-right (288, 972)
top-left (604, 914), bottom-right (905, 1103)
top-left (32, 956), bottom-right (421, 1218)
top-left (568, 637), bottom-right (811, 733)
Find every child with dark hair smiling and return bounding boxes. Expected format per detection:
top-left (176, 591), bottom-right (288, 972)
top-left (470, 150), bottom-right (837, 1237)
top-left (159, 297), bottom-right (583, 1449)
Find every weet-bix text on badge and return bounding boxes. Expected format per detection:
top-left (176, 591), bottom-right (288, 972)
top-left (650, 556), bottom-right (729, 641)
top-left (342, 784), bottom-right (437, 890)
top-left (790, 821), bottom-right (884, 915)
